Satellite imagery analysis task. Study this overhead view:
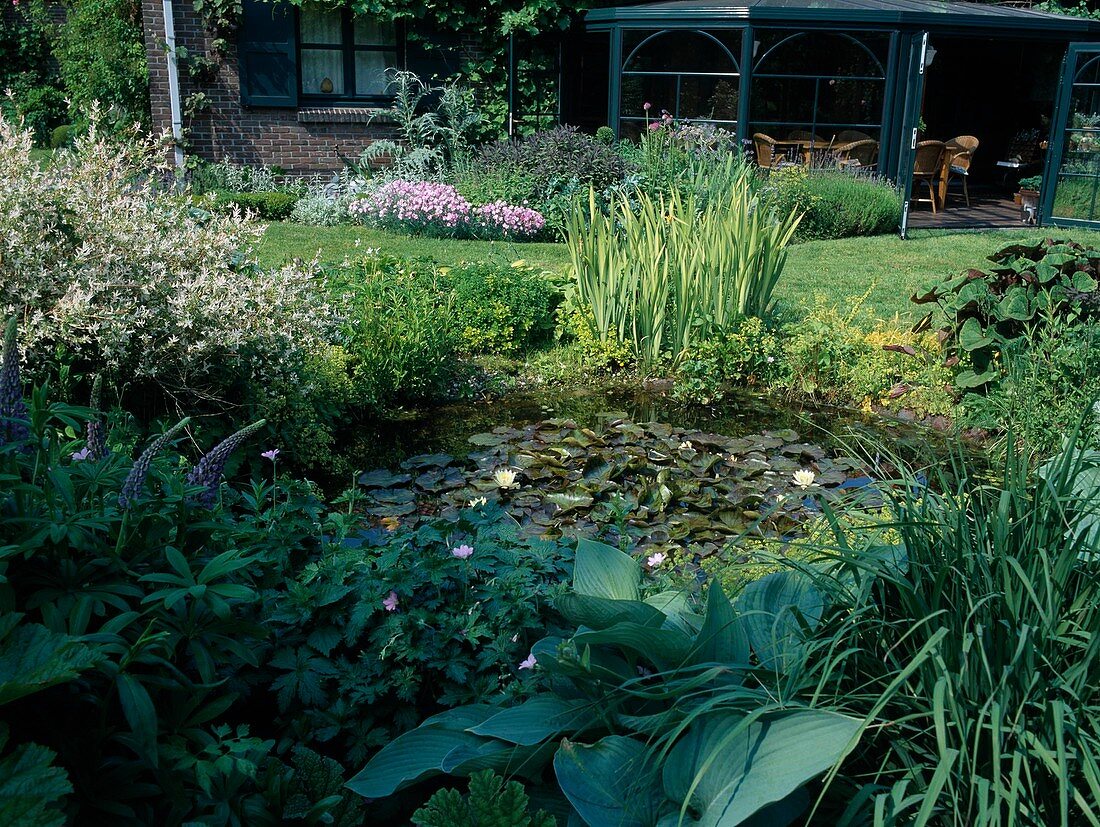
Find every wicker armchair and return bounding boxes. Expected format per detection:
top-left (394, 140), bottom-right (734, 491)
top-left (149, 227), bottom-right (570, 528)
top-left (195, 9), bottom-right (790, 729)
top-left (945, 135), bottom-right (979, 206)
top-left (912, 140), bottom-right (946, 213)
top-left (753, 133), bottom-right (785, 169)
top-left (835, 139), bottom-right (879, 170)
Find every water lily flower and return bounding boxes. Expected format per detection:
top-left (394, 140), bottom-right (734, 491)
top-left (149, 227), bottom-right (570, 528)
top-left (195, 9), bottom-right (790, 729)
top-left (793, 469), bottom-right (817, 489)
top-left (468, 496), bottom-right (488, 508)
top-left (71, 447), bottom-right (92, 462)
top-left (451, 544), bottom-right (474, 560)
top-left (518, 653), bottom-right (537, 670)
top-left (679, 441), bottom-right (693, 450)
top-left (381, 516), bottom-right (400, 532)
top-left (493, 467), bottom-right (519, 490)
top-left (382, 591), bottom-right (399, 612)
top-left (646, 551), bottom-right (667, 568)
top-left (261, 448), bottom-right (280, 461)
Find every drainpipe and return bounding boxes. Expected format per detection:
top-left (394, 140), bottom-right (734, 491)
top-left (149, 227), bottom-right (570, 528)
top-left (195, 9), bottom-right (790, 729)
top-left (162, 0), bottom-right (186, 174)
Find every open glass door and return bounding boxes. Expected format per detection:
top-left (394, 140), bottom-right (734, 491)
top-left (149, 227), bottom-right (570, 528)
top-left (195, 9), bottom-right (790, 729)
top-left (897, 32), bottom-right (930, 238)
top-left (1042, 44), bottom-right (1100, 227)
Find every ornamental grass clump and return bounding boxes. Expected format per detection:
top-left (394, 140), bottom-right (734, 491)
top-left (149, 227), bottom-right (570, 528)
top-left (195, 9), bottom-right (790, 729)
top-left (566, 167), bottom-right (801, 369)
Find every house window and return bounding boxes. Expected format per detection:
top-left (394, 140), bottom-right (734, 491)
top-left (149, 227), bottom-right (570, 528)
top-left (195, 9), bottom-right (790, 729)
top-left (298, 4), bottom-right (400, 101)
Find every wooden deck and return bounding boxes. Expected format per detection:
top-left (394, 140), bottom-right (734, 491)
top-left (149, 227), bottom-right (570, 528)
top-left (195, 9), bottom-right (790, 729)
top-left (907, 191), bottom-right (1027, 231)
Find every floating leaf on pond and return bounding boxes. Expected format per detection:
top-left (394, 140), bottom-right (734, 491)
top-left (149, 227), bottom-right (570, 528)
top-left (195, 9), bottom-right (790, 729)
top-left (358, 469), bottom-right (413, 489)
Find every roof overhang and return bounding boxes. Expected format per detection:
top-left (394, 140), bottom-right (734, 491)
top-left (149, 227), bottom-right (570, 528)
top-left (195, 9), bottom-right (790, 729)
top-left (585, 0), bottom-right (1100, 37)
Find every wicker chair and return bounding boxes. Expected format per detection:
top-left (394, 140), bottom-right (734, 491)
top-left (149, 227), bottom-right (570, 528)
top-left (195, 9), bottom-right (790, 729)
top-left (835, 139), bottom-right (879, 170)
top-left (912, 140), bottom-right (946, 213)
top-left (837, 129), bottom-right (873, 143)
top-left (945, 135), bottom-right (979, 206)
top-left (753, 133), bottom-right (785, 169)
top-left (788, 129), bottom-right (825, 142)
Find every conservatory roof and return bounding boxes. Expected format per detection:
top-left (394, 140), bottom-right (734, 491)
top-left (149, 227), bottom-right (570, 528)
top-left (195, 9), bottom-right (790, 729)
top-left (585, 0), bottom-right (1100, 35)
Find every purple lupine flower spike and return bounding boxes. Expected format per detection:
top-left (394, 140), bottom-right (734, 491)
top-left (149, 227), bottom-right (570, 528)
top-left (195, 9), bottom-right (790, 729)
top-left (185, 419), bottom-right (267, 508)
top-left (119, 417), bottom-right (190, 510)
top-left (0, 317), bottom-right (31, 447)
top-left (85, 375), bottom-right (107, 461)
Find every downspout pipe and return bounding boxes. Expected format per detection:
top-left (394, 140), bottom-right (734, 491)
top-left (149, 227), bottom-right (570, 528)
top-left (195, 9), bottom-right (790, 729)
top-left (162, 0), bottom-right (186, 174)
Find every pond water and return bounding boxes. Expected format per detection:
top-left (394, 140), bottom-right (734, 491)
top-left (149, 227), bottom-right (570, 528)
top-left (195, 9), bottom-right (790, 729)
top-left (355, 385), bottom-right (938, 474)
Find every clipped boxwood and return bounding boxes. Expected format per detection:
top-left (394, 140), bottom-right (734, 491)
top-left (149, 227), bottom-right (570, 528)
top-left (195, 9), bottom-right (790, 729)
top-left (913, 238), bottom-right (1100, 388)
top-left (209, 190), bottom-right (299, 220)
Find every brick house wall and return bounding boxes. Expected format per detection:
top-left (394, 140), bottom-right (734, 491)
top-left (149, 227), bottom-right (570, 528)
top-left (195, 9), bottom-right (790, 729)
top-left (140, 0), bottom-right (478, 173)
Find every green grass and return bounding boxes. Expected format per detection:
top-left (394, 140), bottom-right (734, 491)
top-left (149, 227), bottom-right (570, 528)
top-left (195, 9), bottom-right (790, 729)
top-left (257, 222), bottom-right (1100, 324)
top-left (255, 222), bottom-right (572, 272)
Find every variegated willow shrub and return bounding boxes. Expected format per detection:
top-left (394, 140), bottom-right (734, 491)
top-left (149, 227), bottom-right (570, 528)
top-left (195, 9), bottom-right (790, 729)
top-left (0, 112), bottom-right (337, 422)
top-left (566, 160), bottom-right (801, 371)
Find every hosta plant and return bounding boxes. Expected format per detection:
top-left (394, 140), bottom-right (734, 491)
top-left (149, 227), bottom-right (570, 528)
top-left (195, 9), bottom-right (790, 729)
top-left (348, 538), bottom-right (864, 826)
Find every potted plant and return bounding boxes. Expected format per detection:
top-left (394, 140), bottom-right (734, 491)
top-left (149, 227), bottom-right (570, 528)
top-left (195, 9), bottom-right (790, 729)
top-left (1017, 175), bottom-right (1041, 224)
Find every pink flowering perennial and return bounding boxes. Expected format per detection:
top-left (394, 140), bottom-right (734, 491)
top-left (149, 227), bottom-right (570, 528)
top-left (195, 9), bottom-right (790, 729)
top-left (349, 180), bottom-right (544, 241)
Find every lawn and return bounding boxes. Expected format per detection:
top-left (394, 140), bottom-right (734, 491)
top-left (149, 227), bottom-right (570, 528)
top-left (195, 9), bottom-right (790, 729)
top-left (257, 222), bottom-right (1100, 323)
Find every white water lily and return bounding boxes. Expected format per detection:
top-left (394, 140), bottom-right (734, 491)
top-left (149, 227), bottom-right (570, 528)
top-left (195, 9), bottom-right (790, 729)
top-left (467, 496), bottom-right (488, 508)
top-left (679, 441), bottom-right (693, 450)
top-left (493, 467), bottom-right (520, 490)
top-left (792, 469), bottom-right (817, 489)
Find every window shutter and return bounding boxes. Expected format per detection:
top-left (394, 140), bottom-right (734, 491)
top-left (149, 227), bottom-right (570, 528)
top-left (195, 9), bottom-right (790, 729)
top-left (239, 0), bottom-right (298, 107)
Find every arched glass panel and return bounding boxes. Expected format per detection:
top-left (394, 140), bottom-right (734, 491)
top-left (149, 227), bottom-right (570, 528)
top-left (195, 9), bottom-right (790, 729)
top-left (750, 30), bottom-right (889, 151)
top-left (619, 29), bottom-right (742, 137)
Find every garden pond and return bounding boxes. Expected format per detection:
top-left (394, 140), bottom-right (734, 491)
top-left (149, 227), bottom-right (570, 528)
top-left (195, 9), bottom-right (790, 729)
top-left (354, 387), bottom-right (944, 564)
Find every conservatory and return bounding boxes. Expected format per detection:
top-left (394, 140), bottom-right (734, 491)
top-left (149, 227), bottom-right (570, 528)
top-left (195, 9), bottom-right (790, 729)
top-left (580, 0), bottom-right (1100, 233)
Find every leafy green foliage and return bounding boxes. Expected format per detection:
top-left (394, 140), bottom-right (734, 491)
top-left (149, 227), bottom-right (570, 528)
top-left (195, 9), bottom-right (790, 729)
top-left (567, 177), bottom-right (801, 369)
top-left (913, 237), bottom-right (1100, 389)
top-left (350, 538), bottom-right (862, 824)
top-left (446, 261), bottom-right (558, 356)
top-left (675, 316), bottom-right (784, 404)
top-left (0, 616), bottom-right (102, 706)
top-left (0, 725), bottom-right (71, 827)
top-left (411, 770), bottom-right (556, 827)
top-left (206, 190), bottom-right (301, 220)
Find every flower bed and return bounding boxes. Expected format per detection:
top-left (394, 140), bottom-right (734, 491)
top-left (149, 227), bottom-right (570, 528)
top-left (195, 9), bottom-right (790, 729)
top-left (348, 180), bottom-right (545, 241)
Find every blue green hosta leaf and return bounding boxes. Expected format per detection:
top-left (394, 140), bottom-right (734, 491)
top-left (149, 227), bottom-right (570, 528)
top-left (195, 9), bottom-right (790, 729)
top-left (573, 539), bottom-right (641, 601)
top-left (556, 593), bottom-right (666, 631)
top-left (0, 617), bottom-right (102, 706)
top-left (0, 725), bottom-right (71, 827)
top-left (555, 736), bottom-right (668, 827)
top-left (573, 622), bottom-right (694, 669)
top-left (736, 571), bottom-right (824, 673)
top-left (690, 583), bottom-right (749, 669)
top-left (347, 706), bottom-right (500, 799)
top-left (469, 695), bottom-right (598, 746)
top-left (661, 710), bottom-right (861, 827)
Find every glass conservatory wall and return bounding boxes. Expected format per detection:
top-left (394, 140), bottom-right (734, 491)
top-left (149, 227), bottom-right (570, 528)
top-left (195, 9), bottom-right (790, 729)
top-left (749, 30), bottom-right (890, 146)
top-left (619, 29), bottom-right (742, 137)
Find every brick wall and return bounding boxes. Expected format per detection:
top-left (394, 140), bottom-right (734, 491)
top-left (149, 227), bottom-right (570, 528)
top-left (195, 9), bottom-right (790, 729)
top-left (141, 0), bottom-right (405, 173)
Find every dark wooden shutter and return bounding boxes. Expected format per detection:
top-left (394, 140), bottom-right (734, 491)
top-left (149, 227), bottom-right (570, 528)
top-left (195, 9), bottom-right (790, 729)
top-left (239, 0), bottom-right (298, 108)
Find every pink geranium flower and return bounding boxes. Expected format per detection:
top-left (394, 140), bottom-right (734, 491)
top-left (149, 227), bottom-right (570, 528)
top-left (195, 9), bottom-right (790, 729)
top-left (382, 590), bottom-right (399, 612)
top-left (451, 544), bottom-right (474, 559)
top-left (518, 653), bottom-right (537, 670)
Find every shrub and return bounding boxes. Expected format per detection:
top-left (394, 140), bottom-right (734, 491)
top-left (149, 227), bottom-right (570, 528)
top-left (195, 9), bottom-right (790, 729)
top-left (780, 295), bottom-right (954, 415)
top-left (566, 180), bottom-right (800, 369)
top-left (10, 84), bottom-right (68, 144)
top-left (913, 237), bottom-right (1100, 389)
top-left (207, 189), bottom-right (300, 220)
top-left (761, 167), bottom-right (901, 240)
top-left (47, 0), bottom-right (150, 128)
top-left (446, 262), bottom-right (558, 356)
top-left (327, 255), bottom-right (460, 408)
top-left (49, 123), bottom-right (75, 148)
top-left (675, 316), bottom-right (784, 403)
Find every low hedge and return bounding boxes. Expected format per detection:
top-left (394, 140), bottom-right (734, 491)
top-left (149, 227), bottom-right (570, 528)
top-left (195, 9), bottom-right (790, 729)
top-left (208, 190), bottom-right (299, 220)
